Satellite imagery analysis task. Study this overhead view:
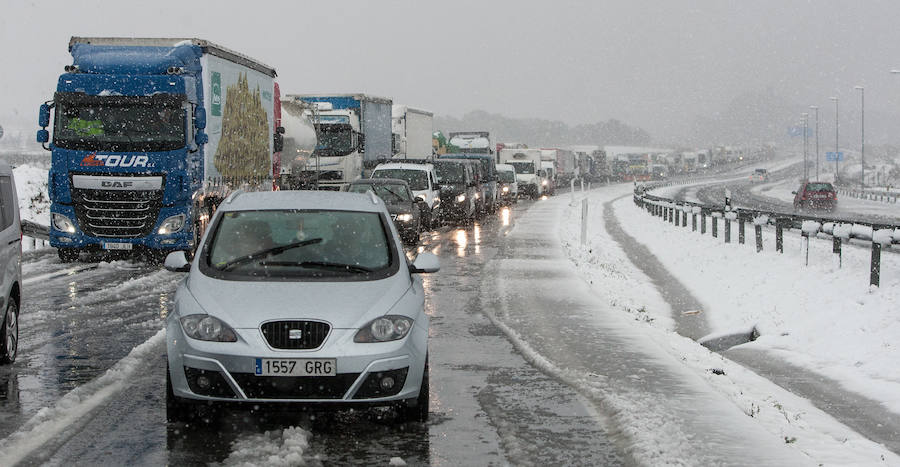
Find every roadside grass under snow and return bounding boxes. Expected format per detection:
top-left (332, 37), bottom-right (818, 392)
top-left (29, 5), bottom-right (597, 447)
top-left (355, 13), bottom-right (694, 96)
top-left (557, 185), bottom-right (899, 465)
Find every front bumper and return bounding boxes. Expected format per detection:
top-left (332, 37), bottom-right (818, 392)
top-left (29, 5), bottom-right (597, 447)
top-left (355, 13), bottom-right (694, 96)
top-left (49, 203), bottom-right (192, 251)
top-left (166, 319), bottom-right (427, 405)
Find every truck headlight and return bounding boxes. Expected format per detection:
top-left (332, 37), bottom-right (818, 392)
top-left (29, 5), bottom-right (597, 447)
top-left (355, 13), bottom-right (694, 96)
top-left (158, 214), bottom-right (186, 235)
top-left (396, 213), bottom-right (413, 222)
top-left (52, 213), bottom-right (77, 234)
top-left (354, 316), bottom-right (413, 343)
top-left (456, 194), bottom-right (466, 203)
top-left (180, 315), bottom-right (237, 342)
top-left (502, 186), bottom-right (509, 192)
top-left (542, 180), bottom-right (548, 186)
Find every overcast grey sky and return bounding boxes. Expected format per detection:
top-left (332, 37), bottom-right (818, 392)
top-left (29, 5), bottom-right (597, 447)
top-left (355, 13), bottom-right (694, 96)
top-left (4, 0), bottom-right (900, 144)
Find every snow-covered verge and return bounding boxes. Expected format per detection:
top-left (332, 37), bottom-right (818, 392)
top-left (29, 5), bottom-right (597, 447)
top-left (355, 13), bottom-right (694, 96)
top-left (614, 194), bottom-right (900, 413)
top-left (558, 186), bottom-right (900, 465)
top-left (750, 175), bottom-right (900, 218)
top-left (12, 164), bottom-right (51, 251)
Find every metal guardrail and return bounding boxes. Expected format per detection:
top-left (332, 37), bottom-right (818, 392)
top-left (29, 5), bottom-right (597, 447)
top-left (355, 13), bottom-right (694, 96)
top-left (22, 219), bottom-right (49, 241)
top-left (634, 183), bottom-right (899, 286)
top-left (835, 186), bottom-right (899, 204)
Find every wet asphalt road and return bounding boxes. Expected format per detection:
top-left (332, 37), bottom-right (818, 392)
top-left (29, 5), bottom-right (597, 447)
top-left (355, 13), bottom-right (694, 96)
top-left (0, 199), bottom-right (621, 466)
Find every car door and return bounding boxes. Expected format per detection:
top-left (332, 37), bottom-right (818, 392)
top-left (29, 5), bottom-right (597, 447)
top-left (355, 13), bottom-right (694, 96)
top-left (0, 174), bottom-right (20, 311)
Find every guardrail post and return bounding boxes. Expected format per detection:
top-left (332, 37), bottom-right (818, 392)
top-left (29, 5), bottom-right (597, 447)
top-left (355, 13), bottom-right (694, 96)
top-left (682, 210), bottom-right (688, 227)
top-left (712, 215), bottom-right (718, 238)
top-left (775, 218), bottom-right (784, 253)
top-left (724, 216), bottom-right (731, 243)
top-left (670, 207), bottom-right (675, 224)
top-left (674, 207), bottom-right (680, 226)
top-left (755, 225), bottom-right (763, 252)
top-left (581, 198), bottom-right (588, 245)
top-left (692, 212), bottom-right (697, 231)
top-left (570, 179), bottom-right (576, 203)
top-left (701, 212), bottom-right (707, 235)
top-left (738, 216), bottom-right (746, 244)
top-left (870, 242), bottom-right (881, 287)
top-left (663, 205), bottom-right (668, 221)
top-left (833, 237), bottom-right (842, 268)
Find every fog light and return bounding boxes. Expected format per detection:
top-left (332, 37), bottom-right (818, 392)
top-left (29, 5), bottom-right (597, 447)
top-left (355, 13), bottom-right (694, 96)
top-left (196, 375), bottom-right (211, 389)
top-left (58, 237), bottom-right (73, 243)
top-left (380, 376), bottom-right (395, 390)
top-left (161, 239), bottom-right (177, 245)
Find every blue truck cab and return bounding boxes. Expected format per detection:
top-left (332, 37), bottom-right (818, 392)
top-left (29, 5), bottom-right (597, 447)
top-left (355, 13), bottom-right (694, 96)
top-left (38, 37), bottom-right (278, 262)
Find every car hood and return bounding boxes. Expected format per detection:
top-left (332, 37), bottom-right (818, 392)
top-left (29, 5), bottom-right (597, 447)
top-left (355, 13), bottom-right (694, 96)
top-left (385, 202), bottom-right (413, 214)
top-left (184, 271), bottom-right (412, 329)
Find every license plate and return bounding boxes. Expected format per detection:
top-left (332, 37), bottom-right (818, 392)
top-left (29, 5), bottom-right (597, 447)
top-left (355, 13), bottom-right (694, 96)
top-left (102, 242), bottom-right (133, 251)
top-left (254, 358), bottom-right (336, 377)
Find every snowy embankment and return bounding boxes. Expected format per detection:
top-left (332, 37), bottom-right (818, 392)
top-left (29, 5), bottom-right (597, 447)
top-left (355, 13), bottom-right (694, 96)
top-left (13, 164), bottom-right (51, 251)
top-left (558, 186), bottom-right (899, 465)
top-left (613, 194), bottom-right (900, 412)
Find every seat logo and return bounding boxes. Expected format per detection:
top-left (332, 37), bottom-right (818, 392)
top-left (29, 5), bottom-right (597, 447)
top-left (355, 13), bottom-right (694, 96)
top-left (80, 152), bottom-right (151, 168)
top-left (288, 329), bottom-right (304, 340)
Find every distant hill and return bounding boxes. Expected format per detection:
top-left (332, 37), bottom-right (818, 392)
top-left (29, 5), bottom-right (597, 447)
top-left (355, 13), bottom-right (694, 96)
top-left (434, 110), bottom-right (652, 147)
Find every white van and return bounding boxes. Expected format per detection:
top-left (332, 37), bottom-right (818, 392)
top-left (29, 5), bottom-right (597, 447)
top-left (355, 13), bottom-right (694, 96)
top-left (371, 162), bottom-right (442, 228)
top-left (0, 161), bottom-right (21, 364)
top-left (496, 163), bottom-right (518, 204)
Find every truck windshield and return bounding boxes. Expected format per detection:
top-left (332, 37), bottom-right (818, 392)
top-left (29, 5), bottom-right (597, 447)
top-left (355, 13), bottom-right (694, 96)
top-left (313, 124), bottom-right (354, 157)
top-left (434, 163), bottom-right (465, 184)
top-left (372, 169), bottom-right (428, 190)
top-left (509, 162), bottom-right (535, 174)
top-left (53, 93), bottom-right (185, 152)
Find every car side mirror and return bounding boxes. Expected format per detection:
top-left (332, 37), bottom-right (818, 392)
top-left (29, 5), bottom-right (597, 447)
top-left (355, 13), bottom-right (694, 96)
top-left (195, 131), bottom-right (209, 145)
top-left (791, 191), bottom-right (797, 195)
top-left (409, 251), bottom-right (439, 274)
top-left (194, 107), bottom-right (207, 130)
top-left (39, 103), bottom-right (52, 128)
top-left (164, 251), bottom-right (191, 272)
top-left (414, 196), bottom-right (424, 203)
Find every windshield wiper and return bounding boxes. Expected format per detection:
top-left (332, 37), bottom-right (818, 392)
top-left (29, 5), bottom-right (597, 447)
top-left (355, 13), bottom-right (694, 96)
top-left (293, 261), bottom-right (374, 274)
top-left (219, 238), bottom-right (323, 271)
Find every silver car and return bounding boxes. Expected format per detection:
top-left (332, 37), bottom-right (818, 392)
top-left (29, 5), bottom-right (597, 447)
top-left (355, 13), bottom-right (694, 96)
top-left (163, 190), bottom-right (439, 422)
top-left (0, 161), bottom-right (21, 365)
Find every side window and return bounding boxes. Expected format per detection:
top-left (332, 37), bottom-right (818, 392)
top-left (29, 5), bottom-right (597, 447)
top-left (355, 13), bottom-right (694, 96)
top-left (0, 176), bottom-right (14, 230)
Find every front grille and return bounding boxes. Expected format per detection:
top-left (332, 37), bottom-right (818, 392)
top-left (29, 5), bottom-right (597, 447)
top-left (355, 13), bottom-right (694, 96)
top-left (261, 321), bottom-right (330, 350)
top-left (71, 188), bottom-right (162, 238)
top-left (231, 373), bottom-right (360, 399)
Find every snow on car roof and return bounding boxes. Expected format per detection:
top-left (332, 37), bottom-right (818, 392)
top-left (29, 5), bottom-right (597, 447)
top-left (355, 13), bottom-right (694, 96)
top-left (221, 190), bottom-right (384, 212)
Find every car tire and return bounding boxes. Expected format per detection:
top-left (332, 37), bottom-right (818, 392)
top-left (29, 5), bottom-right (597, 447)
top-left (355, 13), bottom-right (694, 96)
top-left (0, 301), bottom-right (18, 365)
top-left (166, 365), bottom-right (199, 423)
top-left (57, 248), bottom-right (80, 263)
top-left (398, 356), bottom-right (429, 423)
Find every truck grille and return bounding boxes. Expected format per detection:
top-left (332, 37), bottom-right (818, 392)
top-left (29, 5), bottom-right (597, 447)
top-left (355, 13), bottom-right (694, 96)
top-left (261, 321), bottom-right (330, 350)
top-left (71, 188), bottom-right (162, 238)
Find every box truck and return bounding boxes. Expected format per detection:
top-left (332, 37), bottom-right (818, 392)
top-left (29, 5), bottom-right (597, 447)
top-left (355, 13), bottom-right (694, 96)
top-left (392, 105), bottom-right (433, 159)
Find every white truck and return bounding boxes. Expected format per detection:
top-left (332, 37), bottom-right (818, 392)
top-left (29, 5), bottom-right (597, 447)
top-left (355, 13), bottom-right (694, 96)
top-left (499, 148), bottom-right (547, 199)
top-left (392, 105), bottom-right (434, 159)
top-left (281, 94), bottom-right (392, 189)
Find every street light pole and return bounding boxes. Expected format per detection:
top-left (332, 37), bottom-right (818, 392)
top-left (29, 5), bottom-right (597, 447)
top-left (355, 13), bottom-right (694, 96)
top-left (830, 96), bottom-right (839, 181)
top-left (854, 86), bottom-right (864, 188)
top-left (801, 113), bottom-right (809, 179)
top-left (810, 105), bottom-right (819, 181)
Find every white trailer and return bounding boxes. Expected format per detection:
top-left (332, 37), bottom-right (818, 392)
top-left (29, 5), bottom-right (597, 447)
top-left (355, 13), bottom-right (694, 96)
top-left (392, 105), bottom-right (434, 159)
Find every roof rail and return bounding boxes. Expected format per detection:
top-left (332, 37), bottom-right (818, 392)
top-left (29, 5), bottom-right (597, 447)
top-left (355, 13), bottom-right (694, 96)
top-left (224, 189), bottom-right (244, 204)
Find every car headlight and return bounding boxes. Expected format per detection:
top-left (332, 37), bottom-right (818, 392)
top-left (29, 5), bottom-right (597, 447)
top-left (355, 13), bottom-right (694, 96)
top-left (180, 314), bottom-right (237, 342)
top-left (456, 194), bottom-right (466, 203)
top-left (52, 213), bottom-right (77, 234)
top-left (158, 214), bottom-right (186, 235)
top-left (502, 186), bottom-right (509, 192)
top-left (354, 315), bottom-right (414, 343)
top-left (396, 213), bottom-right (413, 222)
top-left (541, 180), bottom-right (548, 186)
top-left (474, 193), bottom-right (480, 199)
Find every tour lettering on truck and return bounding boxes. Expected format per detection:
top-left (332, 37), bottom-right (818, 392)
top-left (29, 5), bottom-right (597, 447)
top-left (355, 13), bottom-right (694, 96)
top-left (80, 152), bottom-right (152, 168)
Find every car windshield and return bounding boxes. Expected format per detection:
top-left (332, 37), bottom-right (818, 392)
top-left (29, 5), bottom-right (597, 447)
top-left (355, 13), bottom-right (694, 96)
top-left (372, 169), bottom-right (428, 190)
top-left (806, 182), bottom-right (834, 192)
top-left (347, 183), bottom-right (412, 203)
top-left (509, 161), bottom-right (535, 174)
top-left (205, 209), bottom-right (392, 279)
top-left (499, 170), bottom-right (516, 182)
top-left (434, 162), bottom-right (465, 184)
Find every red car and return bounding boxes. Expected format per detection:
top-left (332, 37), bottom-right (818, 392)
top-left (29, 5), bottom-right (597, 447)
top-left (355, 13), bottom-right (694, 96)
top-left (793, 181), bottom-right (837, 211)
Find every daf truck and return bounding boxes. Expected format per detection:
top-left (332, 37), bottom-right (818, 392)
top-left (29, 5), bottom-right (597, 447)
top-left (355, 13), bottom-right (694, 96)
top-left (37, 37), bottom-right (280, 261)
top-left (282, 94), bottom-right (392, 189)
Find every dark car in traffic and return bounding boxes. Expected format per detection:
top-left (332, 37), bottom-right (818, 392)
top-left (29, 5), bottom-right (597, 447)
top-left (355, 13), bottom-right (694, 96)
top-left (793, 181), bottom-right (837, 211)
top-left (346, 178), bottom-right (425, 245)
top-left (432, 159), bottom-right (478, 224)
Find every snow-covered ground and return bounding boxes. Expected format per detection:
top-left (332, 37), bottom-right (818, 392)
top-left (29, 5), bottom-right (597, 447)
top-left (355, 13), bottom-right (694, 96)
top-left (751, 175), bottom-right (900, 218)
top-left (12, 164), bottom-right (50, 251)
top-left (559, 185), bottom-right (900, 464)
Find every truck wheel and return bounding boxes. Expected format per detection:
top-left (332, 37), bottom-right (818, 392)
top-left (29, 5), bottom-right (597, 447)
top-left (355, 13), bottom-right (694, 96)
top-left (0, 301), bottom-right (18, 365)
top-left (57, 248), bottom-right (80, 263)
